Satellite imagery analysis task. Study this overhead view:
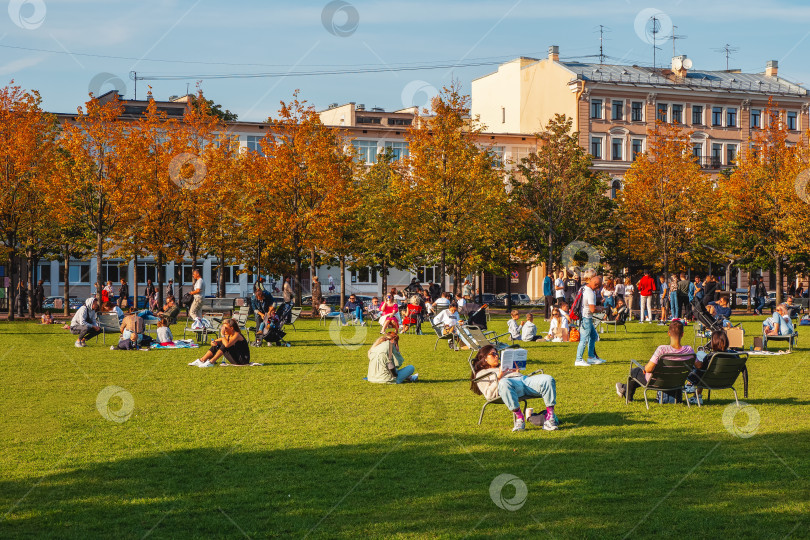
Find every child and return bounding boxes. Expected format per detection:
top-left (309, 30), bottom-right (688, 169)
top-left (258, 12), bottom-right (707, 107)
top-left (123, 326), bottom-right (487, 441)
top-left (41, 311), bottom-right (54, 324)
top-left (156, 317), bottom-right (173, 345)
top-left (521, 313), bottom-right (540, 342)
top-left (507, 310), bottom-right (522, 340)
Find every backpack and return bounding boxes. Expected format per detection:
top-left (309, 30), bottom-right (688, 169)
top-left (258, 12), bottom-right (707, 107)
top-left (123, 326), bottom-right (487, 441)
top-left (569, 287), bottom-right (585, 322)
top-left (569, 326), bottom-right (580, 342)
top-left (181, 292), bottom-right (194, 307)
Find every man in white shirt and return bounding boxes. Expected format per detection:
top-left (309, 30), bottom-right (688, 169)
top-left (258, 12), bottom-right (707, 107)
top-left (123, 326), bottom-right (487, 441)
top-left (434, 293), bottom-right (451, 310)
top-left (433, 302), bottom-right (461, 348)
top-left (575, 271), bottom-right (605, 367)
top-left (554, 271), bottom-right (565, 306)
top-left (521, 313), bottom-right (540, 341)
top-left (189, 269), bottom-right (205, 323)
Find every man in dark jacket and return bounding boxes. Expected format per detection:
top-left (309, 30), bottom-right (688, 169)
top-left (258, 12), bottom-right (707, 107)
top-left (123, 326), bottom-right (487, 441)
top-left (118, 279), bottom-right (129, 308)
top-left (251, 289), bottom-right (273, 328)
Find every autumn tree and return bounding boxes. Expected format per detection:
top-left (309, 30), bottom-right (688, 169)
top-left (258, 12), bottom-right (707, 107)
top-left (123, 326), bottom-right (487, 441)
top-left (60, 94), bottom-right (129, 299)
top-left (0, 83), bottom-right (58, 319)
top-left (617, 121), bottom-right (714, 276)
top-left (404, 84), bottom-right (507, 294)
top-left (719, 101), bottom-right (809, 303)
top-left (510, 114), bottom-right (613, 275)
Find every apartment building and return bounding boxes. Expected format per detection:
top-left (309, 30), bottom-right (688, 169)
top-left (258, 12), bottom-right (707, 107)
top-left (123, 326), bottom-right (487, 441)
top-left (472, 46), bottom-right (810, 189)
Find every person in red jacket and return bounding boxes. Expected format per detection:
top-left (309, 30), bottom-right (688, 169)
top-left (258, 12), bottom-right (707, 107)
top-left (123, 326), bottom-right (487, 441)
top-left (637, 270), bottom-right (656, 323)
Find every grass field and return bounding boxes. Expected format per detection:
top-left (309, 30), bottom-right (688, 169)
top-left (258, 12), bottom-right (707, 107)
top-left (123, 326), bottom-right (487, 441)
top-left (0, 314), bottom-right (808, 539)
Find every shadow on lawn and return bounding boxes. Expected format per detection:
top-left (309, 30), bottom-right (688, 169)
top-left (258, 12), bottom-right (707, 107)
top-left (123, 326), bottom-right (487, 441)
top-left (0, 430), bottom-right (805, 539)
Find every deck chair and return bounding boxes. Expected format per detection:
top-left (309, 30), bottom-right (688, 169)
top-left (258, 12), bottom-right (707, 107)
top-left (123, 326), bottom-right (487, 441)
top-left (470, 354), bottom-right (544, 425)
top-left (458, 325), bottom-right (515, 363)
top-left (625, 353), bottom-right (695, 410)
top-left (183, 312), bottom-right (224, 343)
top-left (685, 352), bottom-right (748, 407)
top-left (763, 327), bottom-right (798, 352)
top-left (432, 323), bottom-right (457, 350)
top-left (599, 307), bottom-right (629, 334)
top-left (319, 305), bottom-right (343, 326)
top-left (97, 313), bottom-right (121, 344)
top-left (288, 306), bottom-right (302, 330)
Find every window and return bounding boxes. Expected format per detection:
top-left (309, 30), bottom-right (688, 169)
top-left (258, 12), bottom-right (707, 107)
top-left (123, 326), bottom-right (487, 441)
top-left (350, 267), bottom-right (378, 284)
top-left (511, 146), bottom-right (534, 165)
top-left (712, 107), bottom-right (723, 126)
top-left (38, 263), bottom-right (51, 283)
top-left (181, 262), bottom-right (205, 285)
top-left (631, 139), bottom-right (643, 161)
top-left (590, 137), bottom-right (602, 159)
top-left (489, 146), bottom-right (505, 167)
top-left (692, 143), bottom-right (703, 159)
top-left (727, 144), bottom-right (737, 165)
top-left (101, 261), bottom-right (123, 284)
top-left (246, 135), bottom-right (265, 156)
top-left (611, 100), bottom-right (623, 120)
top-left (631, 101), bottom-right (643, 122)
top-left (387, 118), bottom-right (412, 126)
top-left (590, 99), bottom-right (603, 119)
top-left (692, 105), bottom-right (703, 125)
top-left (225, 265), bottom-right (243, 284)
top-left (787, 111), bottom-right (797, 130)
top-left (711, 143), bottom-right (723, 167)
top-left (657, 103), bottom-right (668, 122)
top-left (355, 116), bottom-right (381, 125)
top-left (352, 140), bottom-right (379, 164)
top-left (611, 138), bottom-right (623, 161)
top-left (751, 109), bottom-right (761, 128)
top-left (136, 263), bottom-right (161, 285)
top-left (416, 266), bottom-right (440, 283)
top-left (383, 141), bottom-right (409, 161)
top-left (69, 263), bottom-right (91, 284)
top-left (610, 179), bottom-right (621, 200)
top-left (671, 104), bottom-right (683, 124)
top-left (726, 108), bottom-right (737, 127)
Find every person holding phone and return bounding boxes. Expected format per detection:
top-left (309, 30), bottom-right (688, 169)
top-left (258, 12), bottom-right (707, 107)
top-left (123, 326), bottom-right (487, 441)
top-left (471, 345), bottom-right (558, 432)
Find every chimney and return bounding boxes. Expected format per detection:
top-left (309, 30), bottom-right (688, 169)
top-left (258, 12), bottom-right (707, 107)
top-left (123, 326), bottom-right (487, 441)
top-left (548, 45), bottom-right (559, 62)
top-left (765, 60), bottom-right (778, 77)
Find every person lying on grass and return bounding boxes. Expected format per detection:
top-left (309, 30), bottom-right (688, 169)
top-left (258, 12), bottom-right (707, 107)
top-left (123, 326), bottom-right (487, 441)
top-left (366, 325), bottom-right (418, 384)
top-left (615, 320), bottom-right (698, 402)
top-left (471, 344), bottom-right (558, 432)
top-left (189, 318), bottom-right (250, 368)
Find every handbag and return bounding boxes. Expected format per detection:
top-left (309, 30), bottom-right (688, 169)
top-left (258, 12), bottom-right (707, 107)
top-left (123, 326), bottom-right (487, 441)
top-left (181, 292), bottom-right (193, 306)
top-left (569, 326), bottom-right (580, 342)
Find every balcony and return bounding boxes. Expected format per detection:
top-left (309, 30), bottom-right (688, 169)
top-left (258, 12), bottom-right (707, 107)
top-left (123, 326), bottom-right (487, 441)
top-left (695, 156), bottom-right (734, 170)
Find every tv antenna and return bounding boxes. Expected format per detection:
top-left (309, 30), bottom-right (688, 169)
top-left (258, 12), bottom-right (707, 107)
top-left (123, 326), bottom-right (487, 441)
top-left (670, 25), bottom-right (687, 58)
top-left (713, 44), bottom-right (739, 71)
top-left (648, 16), bottom-right (663, 69)
top-left (597, 25), bottom-right (611, 64)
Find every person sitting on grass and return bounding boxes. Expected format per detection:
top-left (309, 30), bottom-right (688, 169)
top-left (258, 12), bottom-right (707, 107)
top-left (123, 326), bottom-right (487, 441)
top-left (40, 311), bottom-right (54, 325)
top-left (615, 320), bottom-right (698, 402)
top-left (189, 318), bottom-right (250, 367)
top-left (113, 308), bottom-right (150, 350)
top-left (366, 326), bottom-right (418, 384)
top-left (520, 313), bottom-right (541, 342)
top-left (507, 310), bottom-right (522, 341)
top-left (684, 330), bottom-right (733, 405)
top-left (543, 307), bottom-right (569, 342)
top-left (470, 344), bottom-right (558, 432)
top-left (156, 317), bottom-right (173, 345)
top-left (70, 297), bottom-right (102, 348)
top-left (763, 304), bottom-right (793, 336)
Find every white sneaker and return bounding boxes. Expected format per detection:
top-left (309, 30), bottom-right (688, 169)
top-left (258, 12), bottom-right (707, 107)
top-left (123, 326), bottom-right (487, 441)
top-left (199, 360), bottom-right (214, 368)
top-left (188, 359), bottom-right (202, 367)
top-left (75, 340), bottom-right (85, 348)
top-left (110, 346), bottom-right (116, 350)
top-left (588, 357), bottom-right (606, 365)
top-left (409, 373), bottom-right (419, 382)
top-left (574, 359), bottom-right (591, 367)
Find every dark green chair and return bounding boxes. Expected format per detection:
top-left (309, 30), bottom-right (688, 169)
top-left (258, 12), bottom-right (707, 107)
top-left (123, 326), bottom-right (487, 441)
top-left (626, 354), bottom-right (695, 410)
top-left (470, 356), bottom-right (544, 425)
top-left (686, 352), bottom-right (748, 407)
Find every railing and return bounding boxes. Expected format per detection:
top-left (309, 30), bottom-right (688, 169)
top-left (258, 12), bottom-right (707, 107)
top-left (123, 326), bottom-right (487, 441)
top-left (580, 71), bottom-right (807, 97)
top-left (695, 156), bottom-right (737, 170)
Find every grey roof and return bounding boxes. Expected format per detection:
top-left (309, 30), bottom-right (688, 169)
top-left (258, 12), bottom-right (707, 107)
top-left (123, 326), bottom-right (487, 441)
top-left (561, 62), bottom-right (807, 97)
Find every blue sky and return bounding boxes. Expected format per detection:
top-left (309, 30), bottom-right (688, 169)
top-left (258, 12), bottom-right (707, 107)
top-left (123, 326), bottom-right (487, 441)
top-left (4, 0), bottom-right (810, 122)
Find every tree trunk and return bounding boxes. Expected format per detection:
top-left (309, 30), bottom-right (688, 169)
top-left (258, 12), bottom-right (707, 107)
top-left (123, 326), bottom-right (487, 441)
top-left (310, 247), bottom-right (317, 293)
top-left (96, 231), bottom-right (103, 300)
top-left (27, 252), bottom-right (35, 318)
top-left (156, 251), bottom-right (165, 308)
top-left (133, 252), bottom-right (138, 309)
top-left (506, 263), bottom-right (513, 313)
top-left (294, 250), bottom-right (302, 306)
top-left (478, 271), bottom-right (484, 304)
top-left (440, 248), bottom-right (446, 294)
top-left (775, 256), bottom-right (783, 305)
top-left (339, 256), bottom-right (345, 309)
top-left (63, 249), bottom-right (71, 317)
top-left (381, 258), bottom-right (388, 298)
top-left (7, 248), bottom-right (15, 321)
top-left (218, 251), bottom-right (226, 298)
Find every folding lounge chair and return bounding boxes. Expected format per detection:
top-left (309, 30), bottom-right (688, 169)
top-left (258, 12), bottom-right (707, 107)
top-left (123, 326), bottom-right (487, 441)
top-left (470, 353), bottom-right (544, 425)
top-left (763, 326), bottom-right (798, 352)
top-left (432, 323), bottom-right (457, 350)
top-left (684, 351), bottom-right (748, 407)
top-left (458, 325), bottom-right (517, 363)
top-left (97, 313), bottom-right (121, 345)
top-left (625, 353), bottom-right (695, 410)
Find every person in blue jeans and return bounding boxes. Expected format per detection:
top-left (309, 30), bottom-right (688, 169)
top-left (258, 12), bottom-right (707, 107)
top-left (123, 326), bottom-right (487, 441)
top-left (343, 294), bottom-right (365, 325)
top-left (471, 344), bottom-right (558, 432)
top-left (575, 271), bottom-right (606, 367)
top-left (668, 275), bottom-right (679, 319)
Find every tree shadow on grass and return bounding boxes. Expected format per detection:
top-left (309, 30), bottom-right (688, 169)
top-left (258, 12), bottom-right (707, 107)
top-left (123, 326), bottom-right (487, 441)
top-left (0, 429), bottom-right (805, 539)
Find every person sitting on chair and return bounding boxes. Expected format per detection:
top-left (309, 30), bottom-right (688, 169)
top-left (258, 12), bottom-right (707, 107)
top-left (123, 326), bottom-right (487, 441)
top-left (614, 320), bottom-right (698, 402)
top-left (763, 304), bottom-right (793, 336)
top-left (366, 328), bottom-right (418, 384)
top-left (157, 295), bottom-right (180, 324)
top-left (366, 296), bottom-right (382, 321)
top-left (471, 345), bottom-right (558, 432)
top-left (189, 319), bottom-right (250, 367)
top-left (344, 294), bottom-right (365, 325)
top-left (520, 313), bottom-right (541, 342)
top-left (433, 292), bottom-right (451, 311)
top-left (379, 295), bottom-right (401, 330)
top-left (433, 301), bottom-right (461, 348)
top-left (543, 307), bottom-right (569, 342)
top-left (608, 299), bottom-right (629, 322)
top-left (707, 295), bottom-right (732, 327)
top-left (684, 330), bottom-right (732, 405)
top-left (251, 289), bottom-right (273, 330)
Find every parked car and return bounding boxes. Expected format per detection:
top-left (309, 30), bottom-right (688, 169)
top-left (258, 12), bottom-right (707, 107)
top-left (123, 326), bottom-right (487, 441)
top-left (42, 296), bottom-right (77, 309)
top-left (494, 293), bottom-right (535, 307)
top-left (301, 294), bottom-right (374, 307)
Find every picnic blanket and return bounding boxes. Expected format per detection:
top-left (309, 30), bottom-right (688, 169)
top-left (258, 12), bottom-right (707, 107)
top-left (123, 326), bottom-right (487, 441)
top-left (746, 349), bottom-right (792, 356)
top-left (150, 340), bottom-right (199, 349)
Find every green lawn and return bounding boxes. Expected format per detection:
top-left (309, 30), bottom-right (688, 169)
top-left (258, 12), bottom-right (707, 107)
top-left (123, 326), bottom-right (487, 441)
top-left (0, 315), bottom-right (808, 539)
